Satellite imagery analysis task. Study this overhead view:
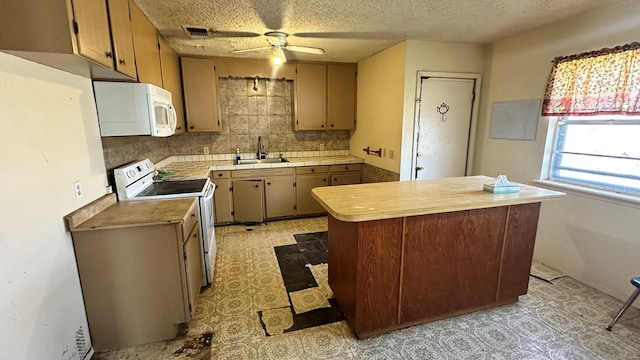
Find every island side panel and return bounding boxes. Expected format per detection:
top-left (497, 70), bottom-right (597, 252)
top-left (399, 207), bottom-right (508, 323)
top-left (497, 202), bottom-right (541, 301)
top-left (327, 215), bottom-right (403, 337)
top-left (355, 218), bottom-right (403, 334)
top-left (328, 215), bottom-right (360, 325)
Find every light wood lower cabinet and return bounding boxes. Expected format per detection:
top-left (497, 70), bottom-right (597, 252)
top-left (232, 179), bottom-right (264, 223)
top-left (296, 166), bottom-right (330, 215)
top-left (329, 164), bottom-right (362, 186)
top-left (70, 204), bottom-right (202, 351)
top-left (211, 171), bottom-right (234, 224)
top-left (213, 164), bottom-right (361, 224)
top-left (265, 176), bottom-right (296, 218)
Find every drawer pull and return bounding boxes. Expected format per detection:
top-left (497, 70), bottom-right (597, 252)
top-left (191, 213), bottom-right (196, 218)
top-left (267, 182), bottom-right (271, 185)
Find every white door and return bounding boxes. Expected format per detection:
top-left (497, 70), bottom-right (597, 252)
top-left (414, 77), bottom-right (476, 180)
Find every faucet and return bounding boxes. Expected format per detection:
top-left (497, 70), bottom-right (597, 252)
top-left (257, 136), bottom-right (268, 159)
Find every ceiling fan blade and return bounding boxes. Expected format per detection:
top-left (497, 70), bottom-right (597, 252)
top-left (284, 45), bottom-right (325, 55)
top-left (230, 46), bottom-right (273, 54)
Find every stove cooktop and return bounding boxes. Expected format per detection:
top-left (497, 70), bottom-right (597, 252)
top-left (136, 178), bottom-right (209, 198)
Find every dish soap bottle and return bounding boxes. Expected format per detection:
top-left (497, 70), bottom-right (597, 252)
top-left (235, 148), bottom-right (241, 164)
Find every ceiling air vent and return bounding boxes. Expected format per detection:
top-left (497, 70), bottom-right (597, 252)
top-left (183, 26), bottom-right (210, 39)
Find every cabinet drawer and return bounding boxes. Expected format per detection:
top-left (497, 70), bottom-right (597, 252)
top-left (232, 168), bottom-right (295, 178)
top-left (182, 201), bottom-right (199, 240)
top-left (329, 164), bottom-right (362, 173)
top-left (210, 170), bottom-right (231, 179)
top-left (296, 166), bottom-right (329, 175)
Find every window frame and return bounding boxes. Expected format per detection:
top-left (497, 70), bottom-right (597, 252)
top-left (538, 116), bottom-right (640, 208)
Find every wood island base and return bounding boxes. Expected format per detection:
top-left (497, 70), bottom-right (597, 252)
top-left (327, 203), bottom-right (541, 338)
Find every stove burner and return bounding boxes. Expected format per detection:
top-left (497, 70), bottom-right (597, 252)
top-left (136, 178), bottom-right (208, 197)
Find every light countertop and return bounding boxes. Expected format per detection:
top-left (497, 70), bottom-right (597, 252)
top-left (311, 175), bottom-right (565, 222)
top-left (161, 155), bottom-right (364, 178)
top-left (67, 196), bottom-right (197, 231)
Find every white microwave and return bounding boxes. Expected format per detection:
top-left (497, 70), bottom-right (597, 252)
top-left (93, 82), bottom-right (177, 137)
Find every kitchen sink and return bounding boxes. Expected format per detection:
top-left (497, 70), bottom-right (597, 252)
top-left (236, 158), bottom-right (289, 165)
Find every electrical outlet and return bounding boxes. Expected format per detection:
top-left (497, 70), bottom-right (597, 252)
top-left (73, 181), bottom-right (82, 199)
top-left (319, 143), bottom-right (325, 151)
top-left (203, 146), bottom-right (210, 155)
top-left (389, 150), bottom-right (395, 159)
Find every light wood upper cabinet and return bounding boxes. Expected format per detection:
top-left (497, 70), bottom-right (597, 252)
top-left (295, 63), bottom-right (327, 130)
top-left (158, 35), bottom-right (185, 133)
top-left (327, 64), bottom-right (357, 129)
top-left (0, 0), bottom-right (137, 80)
top-left (72, 0), bottom-right (114, 68)
top-left (295, 62), bottom-right (356, 131)
top-left (129, 0), bottom-right (162, 87)
top-left (181, 57), bottom-right (222, 132)
top-left (107, 0), bottom-right (137, 78)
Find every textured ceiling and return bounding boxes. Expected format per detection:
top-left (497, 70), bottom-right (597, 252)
top-left (134, 0), bottom-right (623, 63)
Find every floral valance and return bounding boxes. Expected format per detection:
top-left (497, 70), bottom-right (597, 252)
top-left (541, 42), bottom-right (640, 116)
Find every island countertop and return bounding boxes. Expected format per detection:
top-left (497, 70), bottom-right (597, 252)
top-left (311, 175), bottom-right (565, 222)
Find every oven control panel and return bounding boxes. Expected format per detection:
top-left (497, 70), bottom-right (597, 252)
top-left (113, 159), bottom-right (156, 200)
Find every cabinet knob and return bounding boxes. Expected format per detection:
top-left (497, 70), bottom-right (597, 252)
top-left (119, 58), bottom-right (126, 65)
top-left (218, 173), bottom-right (223, 177)
top-left (323, 178), bottom-right (326, 182)
top-left (267, 182), bottom-right (271, 185)
top-left (255, 184), bottom-right (259, 188)
top-left (345, 166), bottom-right (349, 170)
top-left (190, 126), bottom-right (194, 129)
top-left (105, 51), bottom-right (113, 58)
top-left (311, 168), bottom-right (315, 172)
top-left (331, 124), bottom-right (334, 127)
top-left (321, 124), bottom-right (325, 128)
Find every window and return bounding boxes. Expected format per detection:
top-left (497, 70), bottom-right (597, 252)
top-left (545, 115), bottom-right (640, 195)
top-left (541, 43), bottom-right (640, 197)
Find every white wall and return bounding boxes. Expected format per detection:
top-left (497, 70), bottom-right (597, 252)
top-left (0, 53), bottom-right (107, 359)
top-left (399, 40), bottom-right (485, 180)
top-left (354, 40), bottom-right (485, 177)
top-left (474, 0), bottom-right (640, 301)
top-left (351, 42), bottom-right (407, 173)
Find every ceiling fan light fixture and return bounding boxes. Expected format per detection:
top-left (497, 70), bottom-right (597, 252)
top-left (272, 46), bottom-right (287, 65)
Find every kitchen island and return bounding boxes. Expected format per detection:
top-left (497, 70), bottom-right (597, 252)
top-left (311, 175), bottom-right (564, 338)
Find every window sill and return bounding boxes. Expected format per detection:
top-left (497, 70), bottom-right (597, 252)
top-left (533, 179), bottom-right (640, 209)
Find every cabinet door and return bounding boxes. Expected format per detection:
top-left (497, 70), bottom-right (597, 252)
top-left (265, 176), bottom-right (295, 218)
top-left (184, 223), bottom-right (203, 318)
top-left (159, 35), bottom-right (186, 133)
top-left (106, 0), bottom-right (136, 78)
top-left (331, 172), bottom-right (361, 186)
top-left (296, 175), bottom-right (328, 215)
top-left (213, 178), bottom-right (234, 224)
top-left (295, 63), bottom-right (326, 130)
top-left (327, 64), bottom-right (356, 130)
top-left (232, 180), bottom-right (264, 223)
top-left (129, 0), bottom-right (163, 87)
top-left (182, 57), bottom-right (222, 132)
top-left (72, 0), bottom-right (114, 68)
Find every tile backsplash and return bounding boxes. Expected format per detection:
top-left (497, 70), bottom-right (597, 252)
top-left (102, 77), bottom-right (351, 171)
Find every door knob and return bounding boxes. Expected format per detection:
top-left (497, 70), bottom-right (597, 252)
top-left (416, 166), bottom-right (424, 171)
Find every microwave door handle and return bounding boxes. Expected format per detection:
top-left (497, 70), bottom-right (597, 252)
top-left (169, 104), bottom-right (177, 132)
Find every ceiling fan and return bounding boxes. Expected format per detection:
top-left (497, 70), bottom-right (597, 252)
top-left (182, 27), bottom-right (325, 62)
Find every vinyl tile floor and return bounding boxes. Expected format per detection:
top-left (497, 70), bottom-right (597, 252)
top-left (94, 216), bottom-right (640, 360)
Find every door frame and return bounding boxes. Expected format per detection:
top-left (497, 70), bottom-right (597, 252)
top-left (410, 72), bottom-right (482, 180)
